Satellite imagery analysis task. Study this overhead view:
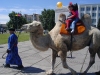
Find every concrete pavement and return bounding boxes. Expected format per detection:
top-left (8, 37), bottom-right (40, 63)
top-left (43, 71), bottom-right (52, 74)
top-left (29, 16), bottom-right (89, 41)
top-left (0, 41), bottom-right (100, 75)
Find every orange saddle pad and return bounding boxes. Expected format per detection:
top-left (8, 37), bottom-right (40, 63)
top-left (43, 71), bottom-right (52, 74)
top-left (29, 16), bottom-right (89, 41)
top-left (60, 22), bottom-right (86, 35)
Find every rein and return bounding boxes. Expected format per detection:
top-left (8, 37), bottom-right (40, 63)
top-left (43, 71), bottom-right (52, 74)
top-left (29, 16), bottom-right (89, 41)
top-left (59, 20), bottom-right (66, 24)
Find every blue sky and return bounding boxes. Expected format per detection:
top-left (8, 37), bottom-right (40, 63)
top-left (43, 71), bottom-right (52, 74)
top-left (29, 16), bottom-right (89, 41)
top-left (0, 0), bottom-right (100, 24)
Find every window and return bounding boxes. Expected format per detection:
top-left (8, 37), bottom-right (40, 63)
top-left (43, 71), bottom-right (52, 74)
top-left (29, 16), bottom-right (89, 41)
top-left (99, 13), bottom-right (100, 17)
top-left (86, 7), bottom-right (90, 11)
top-left (92, 13), bottom-right (96, 17)
top-left (92, 7), bottom-right (97, 11)
top-left (92, 19), bottom-right (96, 23)
top-left (99, 13), bottom-right (100, 16)
top-left (99, 7), bottom-right (100, 11)
top-left (33, 14), bottom-right (36, 20)
top-left (80, 7), bottom-right (85, 11)
top-left (80, 13), bottom-right (84, 17)
top-left (87, 13), bottom-right (90, 15)
top-left (28, 18), bottom-right (31, 21)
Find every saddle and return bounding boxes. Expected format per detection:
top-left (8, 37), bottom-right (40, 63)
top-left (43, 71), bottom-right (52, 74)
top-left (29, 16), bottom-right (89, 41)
top-left (60, 20), bottom-right (86, 35)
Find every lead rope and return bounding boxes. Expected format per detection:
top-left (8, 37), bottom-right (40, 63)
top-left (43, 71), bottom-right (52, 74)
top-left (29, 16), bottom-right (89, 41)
top-left (69, 33), bottom-right (73, 58)
top-left (2, 29), bottom-right (22, 59)
top-left (80, 49), bottom-right (88, 73)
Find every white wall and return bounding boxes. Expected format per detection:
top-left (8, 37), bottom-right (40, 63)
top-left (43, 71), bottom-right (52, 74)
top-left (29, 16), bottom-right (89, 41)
top-left (55, 7), bottom-right (69, 23)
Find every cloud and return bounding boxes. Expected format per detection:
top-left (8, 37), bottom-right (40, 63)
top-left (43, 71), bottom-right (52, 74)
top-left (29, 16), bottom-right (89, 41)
top-left (28, 8), bottom-right (43, 14)
top-left (9, 8), bottom-right (27, 13)
top-left (0, 14), bottom-right (9, 24)
top-left (0, 21), bottom-right (8, 24)
top-left (0, 7), bottom-right (43, 24)
top-left (0, 8), bottom-right (7, 12)
top-left (0, 8), bottom-right (43, 14)
top-left (0, 14), bottom-right (9, 20)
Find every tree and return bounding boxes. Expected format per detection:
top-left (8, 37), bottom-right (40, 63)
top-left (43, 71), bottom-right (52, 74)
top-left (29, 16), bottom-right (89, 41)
top-left (6, 11), bottom-right (27, 29)
top-left (39, 9), bottom-right (55, 31)
top-left (97, 18), bottom-right (100, 30)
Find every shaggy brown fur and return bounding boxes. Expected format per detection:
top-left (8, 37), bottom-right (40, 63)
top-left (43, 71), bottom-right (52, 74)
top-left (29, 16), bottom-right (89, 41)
top-left (22, 14), bottom-right (100, 75)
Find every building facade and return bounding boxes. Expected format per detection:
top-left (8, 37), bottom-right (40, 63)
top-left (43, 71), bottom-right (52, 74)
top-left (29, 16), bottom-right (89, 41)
top-left (55, 7), bottom-right (69, 23)
top-left (78, 4), bottom-right (100, 27)
top-left (55, 4), bottom-right (100, 27)
top-left (23, 13), bottom-right (40, 23)
top-left (0, 24), bottom-right (7, 33)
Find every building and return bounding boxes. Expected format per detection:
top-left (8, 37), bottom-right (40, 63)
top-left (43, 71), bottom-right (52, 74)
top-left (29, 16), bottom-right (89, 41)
top-left (55, 4), bottom-right (100, 27)
top-left (0, 24), bottom-right (7, 32)
top-left (23, 13), bottom-right (40, 22)
top-left (55, 7), bottom-right (69, 23)
top-left (0, 24), bottom-right (7, 29)
top-left (78, 4), bottom-right (100, 27)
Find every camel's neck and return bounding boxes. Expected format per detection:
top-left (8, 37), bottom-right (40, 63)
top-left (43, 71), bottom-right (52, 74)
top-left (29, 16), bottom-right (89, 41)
top-left (30, 32), bottom-right (50, 51)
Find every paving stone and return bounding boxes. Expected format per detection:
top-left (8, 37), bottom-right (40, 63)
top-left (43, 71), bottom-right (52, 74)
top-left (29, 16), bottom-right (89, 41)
top-left (0, 41), bottom-right (99, 75)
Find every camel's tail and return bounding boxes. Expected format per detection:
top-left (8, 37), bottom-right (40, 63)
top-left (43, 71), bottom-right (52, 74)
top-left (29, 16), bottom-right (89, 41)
top-left (97, 47), bottom-right (100, 59)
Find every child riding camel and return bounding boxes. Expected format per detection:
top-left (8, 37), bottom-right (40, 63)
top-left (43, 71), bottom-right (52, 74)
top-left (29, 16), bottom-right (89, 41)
top-left (65, 2), bottom-right (79, 33)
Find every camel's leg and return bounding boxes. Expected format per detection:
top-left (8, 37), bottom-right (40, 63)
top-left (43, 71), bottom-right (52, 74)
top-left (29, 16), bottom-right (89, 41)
top-left (82, 48), bottom-right (96, 75)
top-left (95, 48), bottom-right (100, 75)
top-left (58, 51), bottom-right (77, 75)
top-left (46, 50), bottom-right (57, 75)
top-left (97, 48), bottom-right (100, 58)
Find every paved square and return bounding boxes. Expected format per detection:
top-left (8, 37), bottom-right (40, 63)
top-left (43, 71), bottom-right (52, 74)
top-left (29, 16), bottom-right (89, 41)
top-left (0, 41), bottom-right (99, 75)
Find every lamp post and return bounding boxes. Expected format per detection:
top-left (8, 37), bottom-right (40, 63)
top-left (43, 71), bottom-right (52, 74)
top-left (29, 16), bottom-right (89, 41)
top-left (15, 13), bottom-right (21, 30)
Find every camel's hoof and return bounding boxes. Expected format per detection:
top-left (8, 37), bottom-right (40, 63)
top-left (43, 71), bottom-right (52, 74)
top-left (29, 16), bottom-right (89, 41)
top-left (71, 71), bottom-right (77, 75)
top-left (46, 69), bottom-right (53, 75)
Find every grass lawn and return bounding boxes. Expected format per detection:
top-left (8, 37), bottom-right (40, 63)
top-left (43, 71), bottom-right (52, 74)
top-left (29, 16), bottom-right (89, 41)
top-left (0, 32), bottom-right (29, 45)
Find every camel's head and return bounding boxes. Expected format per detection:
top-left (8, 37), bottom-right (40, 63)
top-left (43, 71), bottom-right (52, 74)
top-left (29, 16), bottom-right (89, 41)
top-left (22, 21), bottom-right (43, 33)
top-left (81, 14), bottom-right (92, 28)
top-left (58, 13), bottom-right (66, 22)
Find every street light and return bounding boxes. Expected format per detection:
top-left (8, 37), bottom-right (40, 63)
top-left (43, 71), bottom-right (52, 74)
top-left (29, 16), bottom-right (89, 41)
top-left (15, 13), bottom-right (21, 30)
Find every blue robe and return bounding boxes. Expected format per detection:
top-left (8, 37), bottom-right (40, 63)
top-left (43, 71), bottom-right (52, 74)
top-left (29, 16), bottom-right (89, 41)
top-left (6, 33), bottom-right (22, 66)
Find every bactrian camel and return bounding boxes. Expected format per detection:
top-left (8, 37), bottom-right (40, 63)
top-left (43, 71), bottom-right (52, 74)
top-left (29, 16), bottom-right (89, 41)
top-left (21, 13), bottom-right (100, 75)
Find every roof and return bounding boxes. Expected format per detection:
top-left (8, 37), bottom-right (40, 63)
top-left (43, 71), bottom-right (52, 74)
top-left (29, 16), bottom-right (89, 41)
top-left (0, 24), bottom-right (7, 27)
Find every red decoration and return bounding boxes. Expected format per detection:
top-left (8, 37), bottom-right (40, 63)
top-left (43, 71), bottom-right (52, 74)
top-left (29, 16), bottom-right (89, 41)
top-left (69, 2), bottom-right (73, 5)
top-left (15, 14), bottom-right (21, 17)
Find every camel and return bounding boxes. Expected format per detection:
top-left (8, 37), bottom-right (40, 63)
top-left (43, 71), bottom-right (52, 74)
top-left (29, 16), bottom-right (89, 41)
top-left (21, 13), bottom-right (100, 75)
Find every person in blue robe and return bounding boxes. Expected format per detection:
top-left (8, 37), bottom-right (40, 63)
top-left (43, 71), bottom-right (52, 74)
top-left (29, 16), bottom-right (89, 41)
top-left (4, 28), bottom-right (24, 69)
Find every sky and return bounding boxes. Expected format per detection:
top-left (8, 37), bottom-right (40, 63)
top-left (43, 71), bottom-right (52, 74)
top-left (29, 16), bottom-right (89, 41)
top-left (0, 0), bottom-right (100, 24)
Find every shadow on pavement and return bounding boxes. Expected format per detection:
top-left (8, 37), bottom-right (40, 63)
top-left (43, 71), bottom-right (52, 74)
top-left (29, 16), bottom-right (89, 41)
top-left (67, 57), bottom-right (76, 59)
top-left (0, 47), bottom-right (4, 48)
top-left (21, 66), bottom-right (45, 73)
top-left (53, 72), bottom-right (96, 75)
top-left (56, 56), bottom-right (76, 59)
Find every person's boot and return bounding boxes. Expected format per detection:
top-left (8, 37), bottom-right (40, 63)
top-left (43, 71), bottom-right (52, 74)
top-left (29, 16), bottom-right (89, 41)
top-left (95, 71), bottom-right (100, 75)
top-left (3, 64), bottom-right (10, 68)
top-left (17, 65), bottom-right (24, 69)
top-left (71, 29), bottom-right (74, 33)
